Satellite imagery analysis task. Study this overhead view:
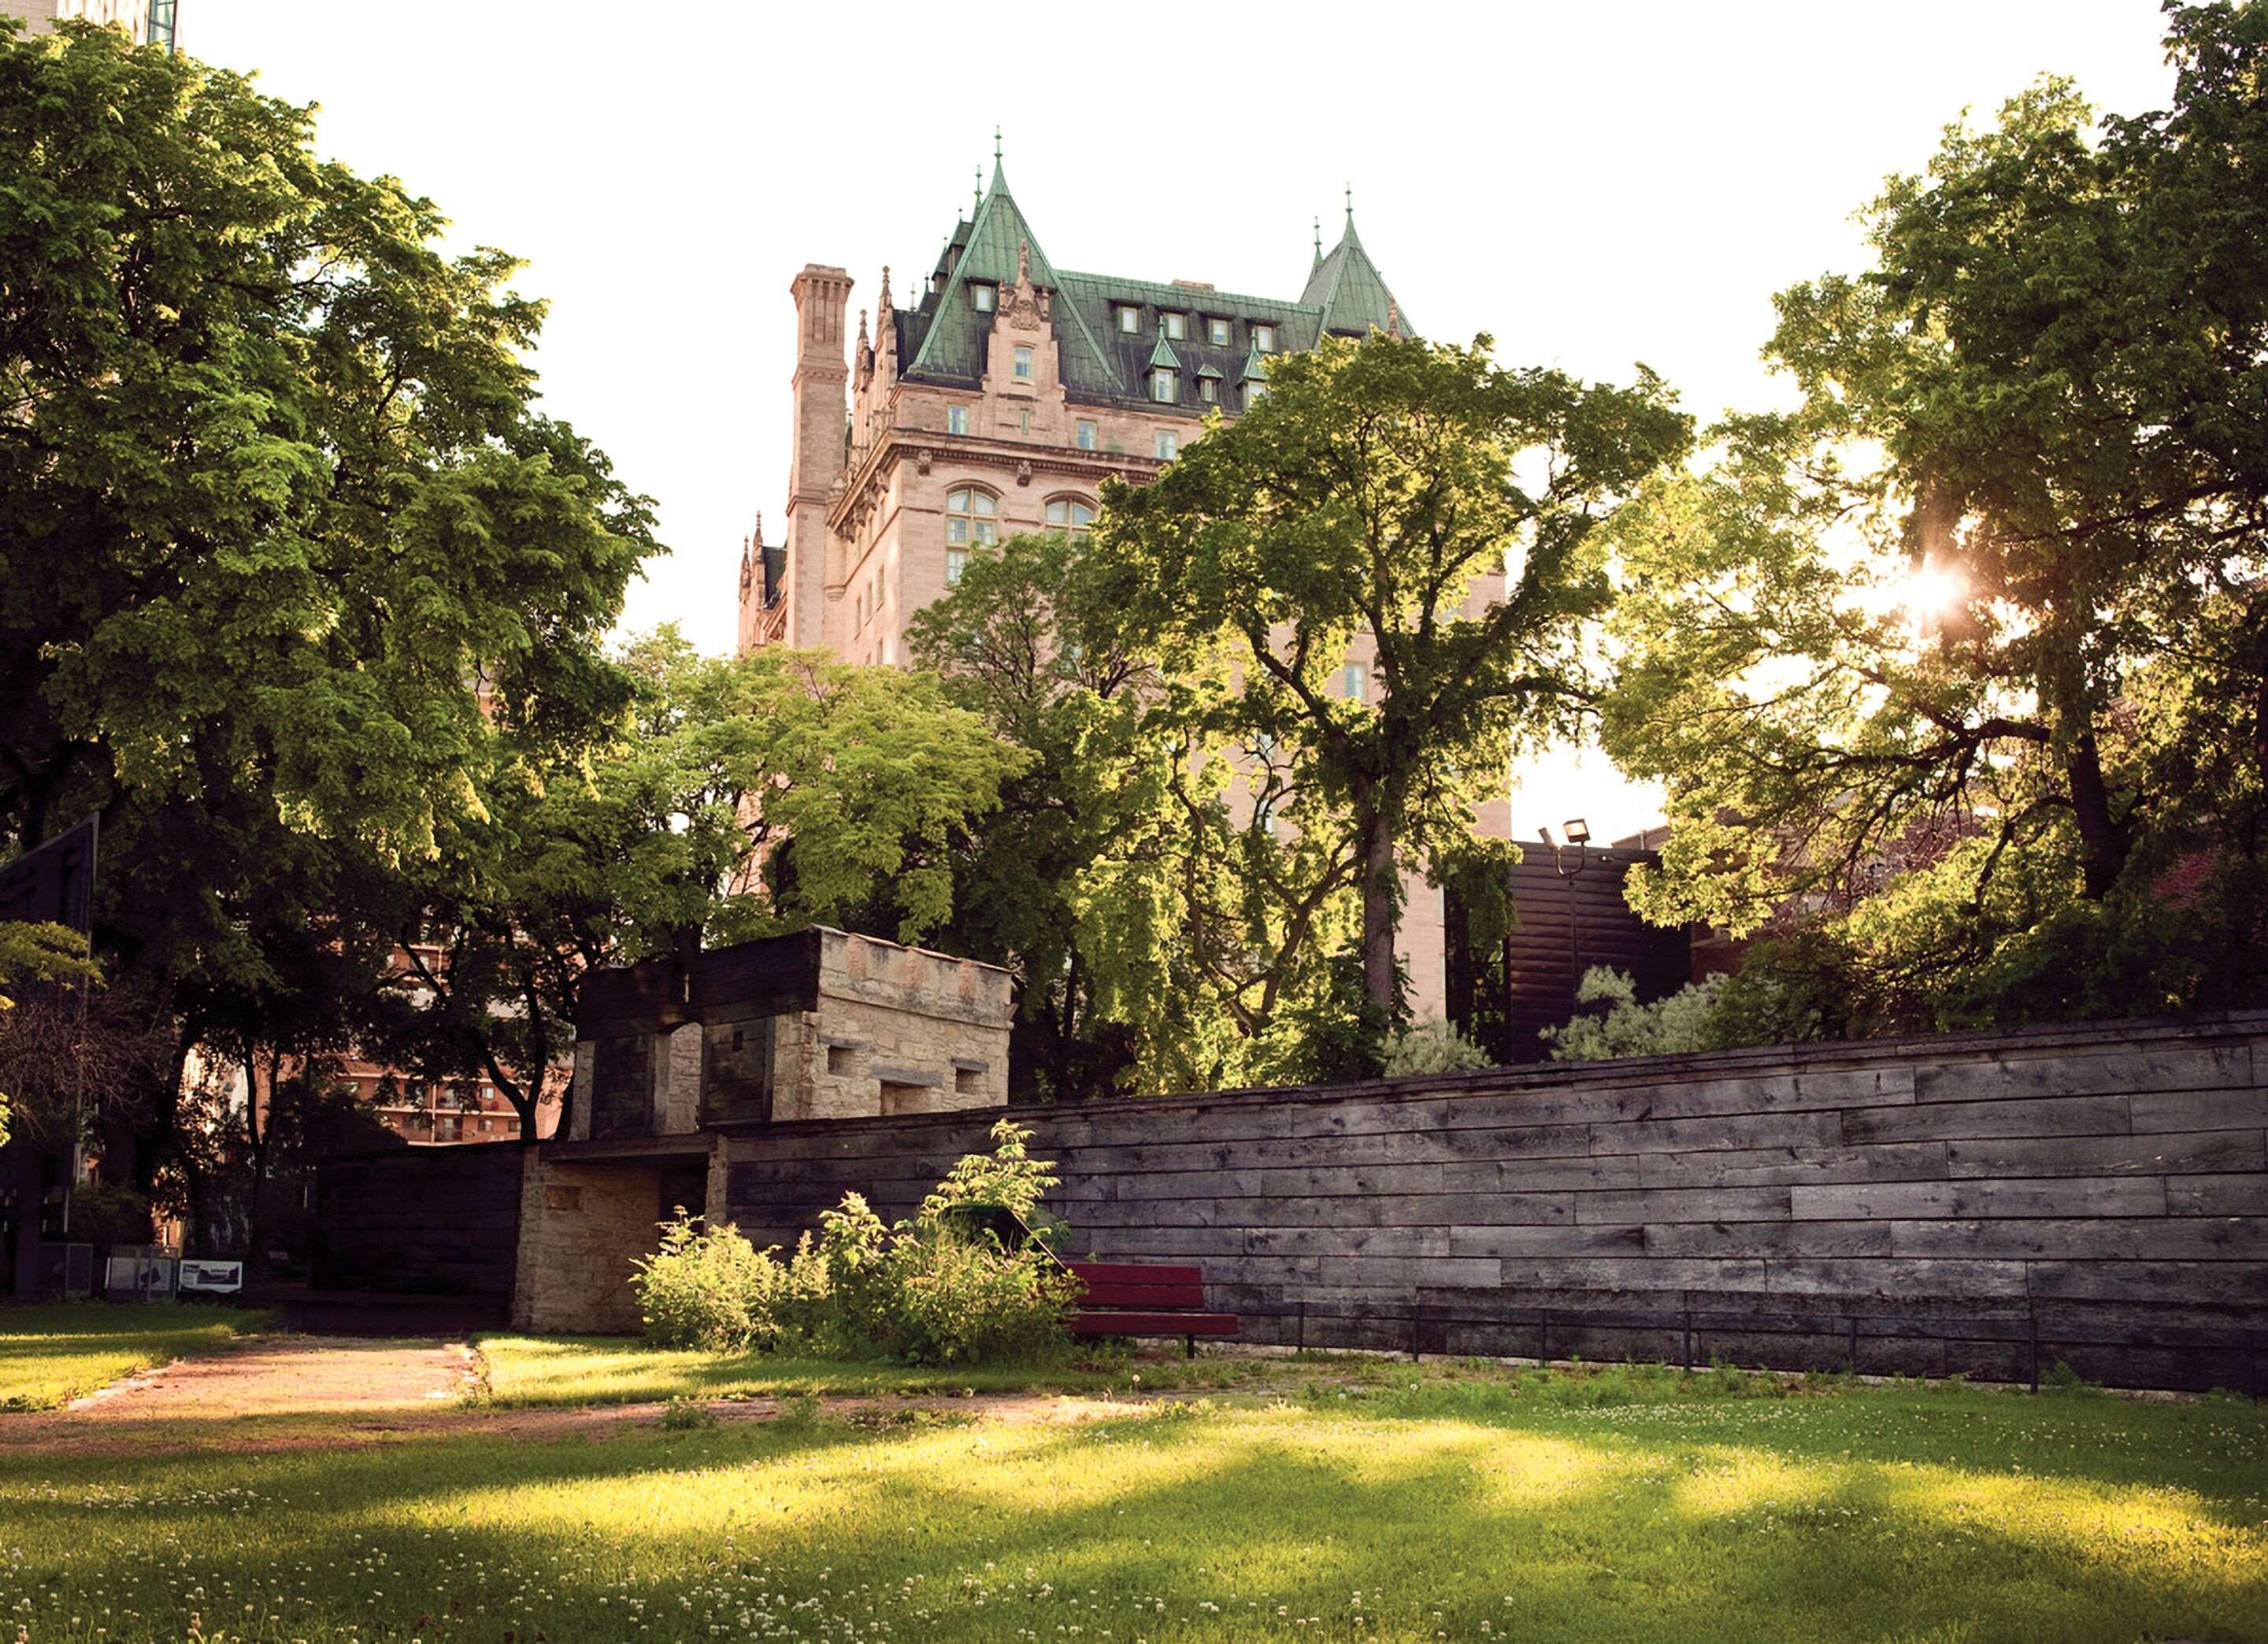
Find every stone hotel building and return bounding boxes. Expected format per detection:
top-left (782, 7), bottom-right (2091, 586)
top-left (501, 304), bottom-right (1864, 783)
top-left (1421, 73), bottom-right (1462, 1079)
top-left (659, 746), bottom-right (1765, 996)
top-left (737, 152), bottom-right (1511, 1017)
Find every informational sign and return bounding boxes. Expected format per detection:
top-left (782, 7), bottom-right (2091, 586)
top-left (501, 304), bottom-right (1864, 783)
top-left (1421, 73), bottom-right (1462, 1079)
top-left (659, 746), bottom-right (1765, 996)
top-left (105, 1255), bottom-right (175, 1299)
top-left (176, 1259), bottom-right (243, 1294)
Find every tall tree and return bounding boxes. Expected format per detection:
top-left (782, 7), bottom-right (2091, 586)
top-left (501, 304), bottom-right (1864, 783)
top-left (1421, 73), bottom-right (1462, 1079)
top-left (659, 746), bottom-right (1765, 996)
top-left (1101, 335), bottom-right (1691, 1013)
top-left (0, 23), bottom-right (658, 1182)
top-left (361, 630), bottom-right (1028, 1136)
top-left (1603, 4), bottom-right (2268, 1021)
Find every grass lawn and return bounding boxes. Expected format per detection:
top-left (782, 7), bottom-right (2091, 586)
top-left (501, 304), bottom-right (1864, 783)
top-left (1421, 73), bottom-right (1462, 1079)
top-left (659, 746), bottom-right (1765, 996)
top-left (472, 1331), bottom-right (1267, 1406)
top-left (0, 1301), bottom-right (272, 1412)
top-left (2, 1352), bottom-right (2263, 1642)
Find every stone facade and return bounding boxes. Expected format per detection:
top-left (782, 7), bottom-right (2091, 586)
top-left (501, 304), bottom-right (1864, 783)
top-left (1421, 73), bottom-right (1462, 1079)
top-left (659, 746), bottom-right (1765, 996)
top-left (566, 928), bottom-right (1011, 1140)
top-left (739, 162), bottom-right (1498, 1019)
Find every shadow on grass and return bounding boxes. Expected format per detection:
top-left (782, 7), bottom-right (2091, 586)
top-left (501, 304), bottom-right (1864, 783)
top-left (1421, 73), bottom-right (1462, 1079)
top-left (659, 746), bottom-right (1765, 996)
top-left (1, 1391), bottom-right (2263, 1643)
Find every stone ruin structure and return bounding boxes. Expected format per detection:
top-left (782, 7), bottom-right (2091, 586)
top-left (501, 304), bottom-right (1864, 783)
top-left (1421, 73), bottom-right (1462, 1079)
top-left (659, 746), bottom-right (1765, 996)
top-left (512, 927), bottom-right (1010, 1331)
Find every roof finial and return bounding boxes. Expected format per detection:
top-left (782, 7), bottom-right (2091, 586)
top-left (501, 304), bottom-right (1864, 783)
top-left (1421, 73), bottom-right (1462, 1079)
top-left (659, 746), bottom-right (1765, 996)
top-left (1314, 217), bottom-right (1322, 255)
top-left (878, 264), bottom-right (892, 309)
top-left (1344, 182), bottom-right (1354, 221)
top-left (995, 124), bottom-right (1002, 163)
top-left (973, 166), bottom-right (982, 213)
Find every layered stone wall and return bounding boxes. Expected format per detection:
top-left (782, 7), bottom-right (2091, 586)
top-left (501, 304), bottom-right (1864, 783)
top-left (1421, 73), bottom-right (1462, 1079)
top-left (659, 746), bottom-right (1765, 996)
top-left (725, 1012), bottom-right (2268, 1390)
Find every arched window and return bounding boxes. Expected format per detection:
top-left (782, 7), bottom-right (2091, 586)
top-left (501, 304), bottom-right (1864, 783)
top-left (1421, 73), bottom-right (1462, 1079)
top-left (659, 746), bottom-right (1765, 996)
top-left (1044, 497), bottom-right (1095, 541)
top-left (946, 488), bottom-right (997, 584)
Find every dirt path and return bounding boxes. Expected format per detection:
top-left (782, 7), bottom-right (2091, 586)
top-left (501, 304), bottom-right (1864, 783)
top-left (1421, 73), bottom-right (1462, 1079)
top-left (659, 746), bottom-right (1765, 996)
top-left (0, 1335), bottom-right (1229, 1457)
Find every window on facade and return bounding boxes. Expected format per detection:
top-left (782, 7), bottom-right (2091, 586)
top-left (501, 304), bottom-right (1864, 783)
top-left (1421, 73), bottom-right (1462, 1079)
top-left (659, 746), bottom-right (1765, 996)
top-left (1014, 345), bottom-right (1033, 380)
top-left (1019, 410), bottom-right (1031, 433)
top-left (1246, 380), bottom-right (1267, 406)
top-left (1199, 377), bottom-right (1217, 403)
top-left (1162, 312), bottom-right (1187, 341)
top-left (1117, 305), bottom-right (1141, 333)
top-left (947, 547), bottom-right (967, 585)
top-left (947, 404), bottom-right (968, 435)
top-left (1155, 429), bottom-right (1179, 460)
top-left (971, 283), bottom-right (996, 312)
top-left (1207, 317), bottom-right (1230, 345)
top-left (1343, 661), bottom-right (1367, 701)
top-left (1045, 498), bottom-right (1095, 540)
top-left (1151, 370), bottom-right (1177, 403)
top-left (945, 488), bottom-right (998, 556)
top-left (1076, 420), bottom-right (1098, 451)
top-left (1253, 323), bottom-right (1277, 351)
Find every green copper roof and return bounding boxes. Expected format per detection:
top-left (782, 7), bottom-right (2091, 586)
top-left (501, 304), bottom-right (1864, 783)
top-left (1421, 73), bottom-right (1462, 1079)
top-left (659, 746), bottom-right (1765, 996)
top-left (1299, 207), bottom-right (1410, 339)
top-left (889, 165), bottom-right (1410, 413)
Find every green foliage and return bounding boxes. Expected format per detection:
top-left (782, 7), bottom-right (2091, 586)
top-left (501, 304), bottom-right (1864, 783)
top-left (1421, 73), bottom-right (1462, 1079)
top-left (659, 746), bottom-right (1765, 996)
top-left (1602, 6), bottom-right (2268, 1034)
top-left (0, 22), bottom-right (658, 1200)
top-left (916, 1118), bottom-right (1061, 1227)
top-left (1379, 1017), bottom-right (1492, 1077)
top-left (1540, 967), bottom-right (1731, 1062)
top-left (1104, 334), bottom-right (1692, 1016)
top-left (630, 1125), bottom-right (1076, 1366)
top-left (0, 921), bottom-right (100, 1146)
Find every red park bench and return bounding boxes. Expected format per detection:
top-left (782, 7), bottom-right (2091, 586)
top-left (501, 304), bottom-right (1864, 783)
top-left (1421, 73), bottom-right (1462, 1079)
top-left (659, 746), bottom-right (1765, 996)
top-left (1065, 1260), bottom-right (1240, 1358)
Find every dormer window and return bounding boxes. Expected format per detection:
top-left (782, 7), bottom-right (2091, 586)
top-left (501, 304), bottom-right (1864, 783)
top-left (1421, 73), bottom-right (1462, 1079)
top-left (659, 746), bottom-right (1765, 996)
top-left (1117, 305), bottom-right (1141, 334)
top-left (1013, 345), bottom-right (1033, 381)
top-left (971, 283), bottom-right (996, 313)
top-left (1246, 380), bottom-right (1267, 406)
top-left (1162, 312), bottom-right (1187, 341)
top-left (1150, 369), bottom-right (1177, 403)
top-left (1253, 323), bottom-right (1277, 351)
top-left (1199, 377), bottom-right (1218, 404)
top-left (1207, 317), bottom-right (1230, 346)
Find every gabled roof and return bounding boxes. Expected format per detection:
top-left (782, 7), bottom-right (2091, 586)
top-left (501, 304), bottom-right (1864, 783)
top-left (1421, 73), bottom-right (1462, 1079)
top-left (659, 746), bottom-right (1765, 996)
top-left (885, 163), bottom-right (1413, 414)
top-left (902, 158), bottom-right (1120, 393)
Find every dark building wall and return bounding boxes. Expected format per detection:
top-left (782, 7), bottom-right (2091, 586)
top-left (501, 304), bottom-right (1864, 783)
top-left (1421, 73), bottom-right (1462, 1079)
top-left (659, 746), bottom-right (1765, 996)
top-left (313, 1144), bottom-right (524, 1310)
top-left (725, 1011), bottom-right (2268, 1390)
top-left (1503, 847), bottom-right (1690, 1060)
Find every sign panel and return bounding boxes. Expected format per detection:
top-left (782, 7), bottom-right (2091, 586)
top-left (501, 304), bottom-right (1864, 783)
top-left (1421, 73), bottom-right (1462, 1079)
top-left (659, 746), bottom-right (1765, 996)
top-left (176, 1259), bottom-right (244, 1294)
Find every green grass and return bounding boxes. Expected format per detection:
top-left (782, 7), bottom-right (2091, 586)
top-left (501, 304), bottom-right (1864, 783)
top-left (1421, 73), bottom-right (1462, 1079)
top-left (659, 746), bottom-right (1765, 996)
top-left (472, 1330), bottom-right (1273, 1406)
top-left (1, 1353), bottom-right (2263, 1641)
top-left (0, 1301), bottom-right (272, 1412)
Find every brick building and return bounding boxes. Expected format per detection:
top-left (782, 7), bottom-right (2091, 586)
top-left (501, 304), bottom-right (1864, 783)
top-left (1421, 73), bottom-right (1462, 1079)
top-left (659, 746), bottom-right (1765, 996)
top-left (739, 150), bottom-right (1510, 1018)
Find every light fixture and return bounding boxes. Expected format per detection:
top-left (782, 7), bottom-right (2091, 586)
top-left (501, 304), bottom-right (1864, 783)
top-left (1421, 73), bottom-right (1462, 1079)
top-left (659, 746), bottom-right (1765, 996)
top-left (1563, 818), bottom-right (1592, 845)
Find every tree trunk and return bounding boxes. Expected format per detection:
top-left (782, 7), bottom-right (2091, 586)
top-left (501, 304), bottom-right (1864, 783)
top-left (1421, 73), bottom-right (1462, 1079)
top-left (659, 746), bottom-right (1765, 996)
top-left (2066, 730), bottom-right (2126, 899)
top-left (1358, 800), bottom-right (1399, 1013)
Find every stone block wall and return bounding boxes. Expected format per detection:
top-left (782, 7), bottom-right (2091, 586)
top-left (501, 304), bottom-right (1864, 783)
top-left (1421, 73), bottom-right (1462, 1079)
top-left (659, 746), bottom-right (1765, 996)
top-left (724, 1011), bottom-right (2268, 1390)
top-left (785, 930), bottom-right (1011, 1120)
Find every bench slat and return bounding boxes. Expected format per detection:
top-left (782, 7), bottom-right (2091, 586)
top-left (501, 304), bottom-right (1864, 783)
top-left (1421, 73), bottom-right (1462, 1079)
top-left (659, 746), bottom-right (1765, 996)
top-left (1065, 1262), bottom-right (1205, 1286)
top-left (1069, 1312), bottom-right (1240, 1338)
top-left (1077, 1282), bottom-right (1208, 1308)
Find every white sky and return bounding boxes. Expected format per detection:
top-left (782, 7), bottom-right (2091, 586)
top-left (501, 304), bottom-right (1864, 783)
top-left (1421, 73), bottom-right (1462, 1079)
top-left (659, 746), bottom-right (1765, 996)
top-left (183, 0), bottom-right (2177, 841)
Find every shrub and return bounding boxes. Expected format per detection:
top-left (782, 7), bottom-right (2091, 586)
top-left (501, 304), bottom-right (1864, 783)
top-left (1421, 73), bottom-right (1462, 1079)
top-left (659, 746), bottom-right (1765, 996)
top-left (632, 1213), bottom-right (806, 1352)
top-left (1540, 967), bottom-right (1729, 1061)
top-left (630, 1123), bottom-right (1078, 1366)
top-left (881, 1226), bottom-right (1079, 1366)
top-left (1380, 1018), bottom-right (1491, 1076)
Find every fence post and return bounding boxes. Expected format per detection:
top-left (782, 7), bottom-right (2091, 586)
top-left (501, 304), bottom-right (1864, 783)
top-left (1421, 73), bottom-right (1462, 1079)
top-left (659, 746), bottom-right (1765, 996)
top-left (1410, 1301), bottom-right (1424, 1363)
top-left (1681, 1291), bottom-right (1694, 1373)
top-left (1539, 1308), bottom-right (1550, 1368)
top-left (1296, 1299), bottom-right (1307, 1355)
top-left (2028, 1297), bottom-right (2041, 1394)
top-left (1847, 1314), bottom-right (1859, 1375)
